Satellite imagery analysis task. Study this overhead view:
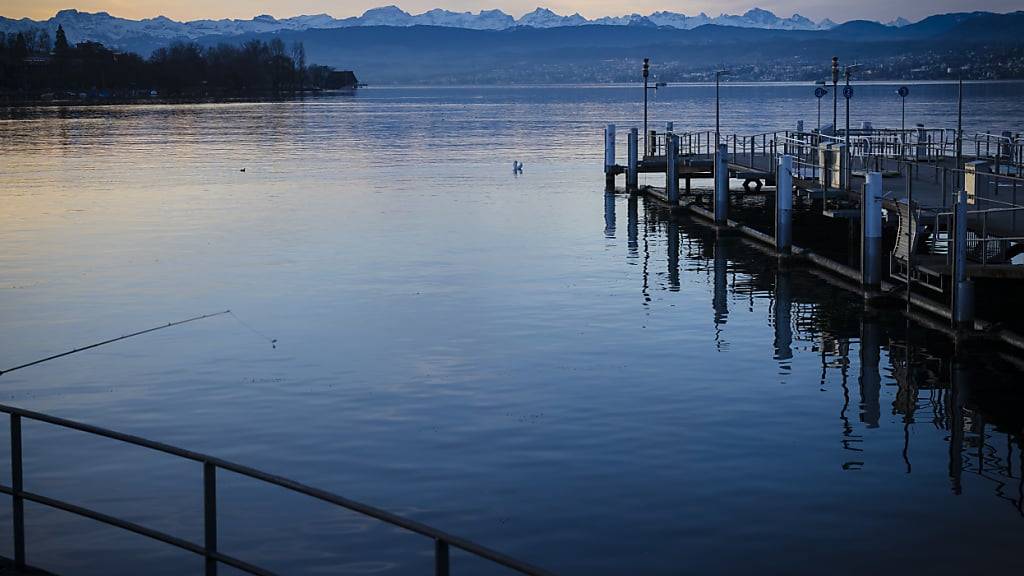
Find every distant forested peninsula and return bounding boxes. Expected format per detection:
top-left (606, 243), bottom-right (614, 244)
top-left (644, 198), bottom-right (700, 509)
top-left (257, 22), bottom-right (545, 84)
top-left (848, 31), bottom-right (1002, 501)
top-left (0, 25), bottom-right (359, 104)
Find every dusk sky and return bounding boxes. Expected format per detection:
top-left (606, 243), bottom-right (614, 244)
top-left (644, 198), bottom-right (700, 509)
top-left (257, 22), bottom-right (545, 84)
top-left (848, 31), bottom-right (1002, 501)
top-left (3, 1), bottom-right (1018, 23)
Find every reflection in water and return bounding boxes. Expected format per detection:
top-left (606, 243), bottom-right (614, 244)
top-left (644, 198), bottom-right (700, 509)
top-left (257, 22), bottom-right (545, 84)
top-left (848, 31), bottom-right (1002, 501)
top-left (666, 220), bottom-right (680, 291)
top-left (773, 265), bottom-right (793, 361)
top-left (859, 309), bottom-right (882, 429)
top-left (712, 239), bottom-right (730, 351)
top-left (627, 194), bottom-right (639, 258)
top-left (949, 360), bottom-right (966, 495)
top-left (604, 192), bottom-right (616, 239)
top-left (626, 196), bottom-right (1024, 519)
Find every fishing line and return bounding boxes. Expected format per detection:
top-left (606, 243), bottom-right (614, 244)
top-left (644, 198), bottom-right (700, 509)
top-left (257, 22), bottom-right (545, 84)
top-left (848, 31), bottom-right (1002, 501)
top-left (229, 310), bottom-right (278, 348)
top-left (0, 310), bottom-right (231, 377)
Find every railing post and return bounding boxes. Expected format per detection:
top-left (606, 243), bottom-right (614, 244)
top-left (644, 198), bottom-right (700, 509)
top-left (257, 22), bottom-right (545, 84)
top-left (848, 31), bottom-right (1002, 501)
top-left (11, 414), bottom-right (25, 569)
top-left (204, 462), bottom-right (218, 576)
top-left (435, 539), bottom-right (450, 576)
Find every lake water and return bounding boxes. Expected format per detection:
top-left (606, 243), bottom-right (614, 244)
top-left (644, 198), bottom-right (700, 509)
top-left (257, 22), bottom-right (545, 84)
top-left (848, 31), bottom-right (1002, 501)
top-left (1, 83), bottom-right (1024, 575)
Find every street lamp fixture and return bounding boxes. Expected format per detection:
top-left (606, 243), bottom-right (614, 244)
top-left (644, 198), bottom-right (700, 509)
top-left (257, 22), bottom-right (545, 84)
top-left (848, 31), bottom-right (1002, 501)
top-left (814, 80), bottom-right (828, 133)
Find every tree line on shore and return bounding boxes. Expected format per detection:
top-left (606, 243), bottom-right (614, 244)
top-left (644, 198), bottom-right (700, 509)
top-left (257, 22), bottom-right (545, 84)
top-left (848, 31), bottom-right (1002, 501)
top-left (0, 25), bottom-right (357, 100)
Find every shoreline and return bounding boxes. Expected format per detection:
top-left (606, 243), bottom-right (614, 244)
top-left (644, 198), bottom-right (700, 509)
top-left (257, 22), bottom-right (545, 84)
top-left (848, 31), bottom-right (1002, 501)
top-left (0, 89), bottom-right (358, 109)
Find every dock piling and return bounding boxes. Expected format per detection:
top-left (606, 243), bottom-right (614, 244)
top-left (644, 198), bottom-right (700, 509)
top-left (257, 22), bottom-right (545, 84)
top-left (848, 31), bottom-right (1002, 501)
top-left (776, 155), bottom-right (794, 254)
top-left (862, 172), bottom-right (883, 291)
top-left (715, 143), bottom-right (729, 224)
top-left (627, 128), bottom-right (639, 192)
top-left (604, 124), bottom-right (616, 191)
top-left (953, 189), bottom-right (975, 327)
top-left (666, 133), bottom-right (679, 203)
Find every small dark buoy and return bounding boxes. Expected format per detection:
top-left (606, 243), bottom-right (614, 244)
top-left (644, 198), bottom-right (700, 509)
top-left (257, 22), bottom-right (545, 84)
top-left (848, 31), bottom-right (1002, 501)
top-left (240, 168), bottom-right (246, 172)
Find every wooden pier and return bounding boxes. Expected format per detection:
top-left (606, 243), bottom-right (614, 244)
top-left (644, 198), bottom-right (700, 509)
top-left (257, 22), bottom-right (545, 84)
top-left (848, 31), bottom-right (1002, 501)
top-left (603, 123), bottom-right (1024, 349)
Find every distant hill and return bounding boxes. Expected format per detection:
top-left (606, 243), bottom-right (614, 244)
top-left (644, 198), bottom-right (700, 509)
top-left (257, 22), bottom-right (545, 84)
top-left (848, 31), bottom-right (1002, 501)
top-left (188, 11), bottom-right (1024, 84)
top-left (2, 8), bottom-right (1022, 84)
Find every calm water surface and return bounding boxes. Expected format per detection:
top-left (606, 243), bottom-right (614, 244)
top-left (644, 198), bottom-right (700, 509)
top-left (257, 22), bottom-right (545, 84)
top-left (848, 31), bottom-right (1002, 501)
top-left (1, 83), bottom-right (1024, 575)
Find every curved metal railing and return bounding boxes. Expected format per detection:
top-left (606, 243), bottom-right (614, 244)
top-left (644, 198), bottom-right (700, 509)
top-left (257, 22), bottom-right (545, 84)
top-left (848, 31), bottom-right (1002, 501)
top-left (0, 403), bottom-right (556, 576)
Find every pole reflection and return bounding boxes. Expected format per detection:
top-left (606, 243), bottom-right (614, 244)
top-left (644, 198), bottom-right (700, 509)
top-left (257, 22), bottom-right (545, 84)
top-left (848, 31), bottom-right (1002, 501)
top-left (667, 219), bottom-right (680, 291)
top-left (623, 197), bottom-right (1023, 516)
top-left (859, 308), bottom-right (882, 429)
top-left (627, 194), bottom-right (639, 258)
top-left (712, 238), bottom-right (730, 349)
top-left (604, 192), bottom-right (616, 239)
top-left (773, 263), bottom-right (793, 361)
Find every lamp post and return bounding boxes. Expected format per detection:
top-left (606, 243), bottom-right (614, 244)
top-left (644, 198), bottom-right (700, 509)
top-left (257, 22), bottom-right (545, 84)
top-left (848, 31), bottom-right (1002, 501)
top-left (815, 81), bottom-right (828, 133)
top-left (896, 86), bottom-right (909, 133)
top-left (643, 58), bottom-right (650, 156)
top-left (831, 56), bottom-right (839, 134)
top-left (956, 72), bottom-right (964, 173)
top-left (715, 69), bottom-right (731, 145)
top-left (896, 86), bottom-right (909, 157)
top-left (843, 64), bottom-right (860, 190)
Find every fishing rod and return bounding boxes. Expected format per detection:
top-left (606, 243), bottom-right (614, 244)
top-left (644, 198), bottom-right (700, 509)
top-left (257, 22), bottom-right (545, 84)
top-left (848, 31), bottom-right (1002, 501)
top-left (0, 310), bottom-right (231, 377)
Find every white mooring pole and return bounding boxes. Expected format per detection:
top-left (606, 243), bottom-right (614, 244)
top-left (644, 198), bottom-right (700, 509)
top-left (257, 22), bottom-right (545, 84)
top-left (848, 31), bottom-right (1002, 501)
top-left (715, 143), bottom-right (729, 224)
top-left (776, 155), bottom-right (794, 254)
top-left (627, 128), bottom-right (639, 192)
top-left (862, 172), bottom-right (883, 291)
top-left (604, 124), bottom-right (616, 191)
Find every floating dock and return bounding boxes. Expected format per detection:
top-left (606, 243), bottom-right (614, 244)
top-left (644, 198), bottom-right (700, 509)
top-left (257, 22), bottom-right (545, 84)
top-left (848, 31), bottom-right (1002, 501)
top-left (603, 121), bottom-right (1024, 349)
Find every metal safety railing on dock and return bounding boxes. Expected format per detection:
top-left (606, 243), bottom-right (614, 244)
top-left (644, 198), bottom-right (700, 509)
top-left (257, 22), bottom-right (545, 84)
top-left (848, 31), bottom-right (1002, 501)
top-left (931, 203), bottom-right (1024, 266)
top-left (0, 404), bottom-right (555, 576)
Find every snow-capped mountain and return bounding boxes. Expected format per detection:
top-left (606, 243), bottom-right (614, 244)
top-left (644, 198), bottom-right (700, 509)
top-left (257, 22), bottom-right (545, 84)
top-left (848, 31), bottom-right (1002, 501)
top-left (516, 8), bottom-right (589, 28)
top-left (0, 6), bottom-right (874, 48)
top-left (647, 12), bottom-right (712, 30)
top-left (713, 8), bottom-right (821, 30)
top-left (591, 14), bottom-right (658, 28)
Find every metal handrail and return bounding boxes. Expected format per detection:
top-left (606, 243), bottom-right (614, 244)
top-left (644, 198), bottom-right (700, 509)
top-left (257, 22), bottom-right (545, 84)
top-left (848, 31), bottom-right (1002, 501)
top-left (0, 404), bottom-right (555, 576)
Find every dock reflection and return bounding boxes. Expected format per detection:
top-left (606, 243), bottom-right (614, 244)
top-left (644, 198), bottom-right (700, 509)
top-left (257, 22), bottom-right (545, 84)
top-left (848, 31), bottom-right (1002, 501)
top-left (621, 196), bottom-right (1024, 517)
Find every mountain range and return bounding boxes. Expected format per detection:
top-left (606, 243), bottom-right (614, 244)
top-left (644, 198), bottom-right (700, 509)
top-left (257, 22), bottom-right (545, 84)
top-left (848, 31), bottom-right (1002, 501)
top-left (2, 7), bottom-right (1021, 84)
top-left (2, 5), bottom-right (892, 49)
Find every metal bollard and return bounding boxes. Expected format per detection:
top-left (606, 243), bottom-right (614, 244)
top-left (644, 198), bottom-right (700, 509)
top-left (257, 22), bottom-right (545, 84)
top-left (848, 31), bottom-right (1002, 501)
top-left (862, 172), bottom-right (883, 290)
top-left (776, 155), bottom-right (793, 254)
top-left (715, 143), bottom-right (729, 224)
top-left (627, 127), bottom-right (639, 192)
top-left (666, 133), bottom-right (679, 204)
